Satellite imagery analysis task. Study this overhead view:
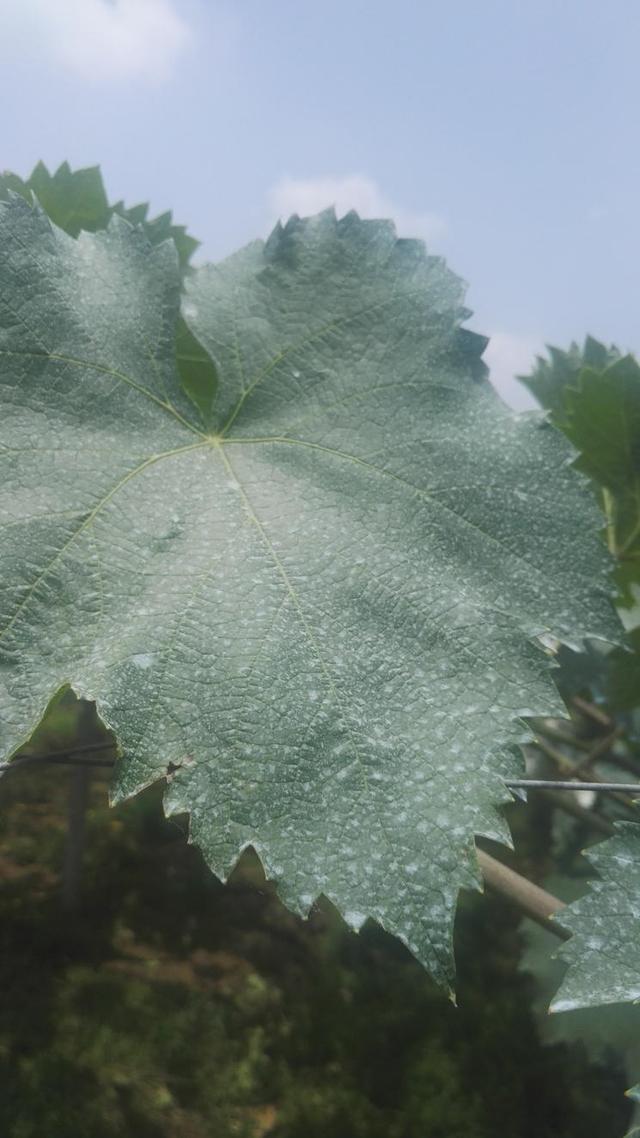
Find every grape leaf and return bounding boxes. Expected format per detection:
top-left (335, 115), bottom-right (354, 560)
top-left (0, 160), bottom-right (111, 235)
top-left (609, 630), bottom-right (640, 711)
top-left (550, 823), bottom-right (640, 1012)
top-left (0, 160), bottom-right (199, 270)
top-left (521, 342), bottom-right (639, 603)
top-left (522, 343), bottom-right (640, 707)
top-left (0, 197), bottom-right (617, 988)
top-left (520, 336), bottom-right (621, 422)
top-left (563, 358), bottom-right (640, 563)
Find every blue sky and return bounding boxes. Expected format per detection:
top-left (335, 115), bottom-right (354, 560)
top-left (3, 0), bottom-right (639, 407)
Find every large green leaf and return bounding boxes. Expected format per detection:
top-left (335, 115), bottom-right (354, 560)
top-left (0, 197), bottom-right (617, 988)
top-left (550, 823), bottom-right (640, 1012)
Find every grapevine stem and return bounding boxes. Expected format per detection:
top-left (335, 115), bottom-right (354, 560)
top-left (476, 849), bottom-right (570, 941)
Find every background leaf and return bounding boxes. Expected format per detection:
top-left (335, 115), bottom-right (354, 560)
top-left (0, 160), bottom-right (198, 269)
top-left (550, 822), bottom-right (640, 1012)
top-left (520, 336), bottom-right (621, 424)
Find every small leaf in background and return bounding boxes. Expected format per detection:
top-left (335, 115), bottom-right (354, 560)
top-left (174, 314), bottom-right (218, 425)
top-left (563, 358), bottom-right (640, 565)
top-left (550, 822), bottom-right (640, 1012)
top-left (0, 160), bottom-right (199, 274)
top-left (520, 335), bottom-right (621, 423)
top-left (521, 341), bottom-right (640, 703)
top-left (0, 160), bottom-right (111, 236)
top-left (27, 160), bottom-right (111, 236)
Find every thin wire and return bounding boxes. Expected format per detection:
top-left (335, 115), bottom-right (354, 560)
top-left (506, 778), bottom-right (640, 794)
top-left (2, 739), bottom-right (114, 763)
top-left (1, 750), bottom-right (640, 795)
top-left (0, 754), bottom-right (115, 771)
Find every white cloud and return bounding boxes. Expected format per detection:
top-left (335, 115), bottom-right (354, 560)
top-left (483, 332), bottom-right (542, 411)
top-left (269, 175), bottom-right (447, 245)
top-left (4, 0), bottom-right (191, 83)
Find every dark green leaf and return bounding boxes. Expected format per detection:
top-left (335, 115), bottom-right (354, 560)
top-left (551, 822), bottom-right (640, 1012)
top-left (175, 314), bottom-right (218, 423)
top-left (0, 161), bottom-right (199, 273)
top-left (520, 336), bottom-right (621, 422)
top-left (563, 358), bottom-right (640, 568)
top-left (0, 160), bottom-right (212, 423)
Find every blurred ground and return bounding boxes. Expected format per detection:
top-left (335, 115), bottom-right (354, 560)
top-left (0, 695), bottom-right (631, 1137)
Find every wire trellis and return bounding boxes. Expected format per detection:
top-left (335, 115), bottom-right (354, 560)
top-left (1, 743), bottom-right (639, 794)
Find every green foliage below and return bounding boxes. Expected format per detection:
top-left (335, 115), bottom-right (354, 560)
top-left (0, 180), bottom-right (618, 988)
top-left (0, 737), bottom-right (630, 1138)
